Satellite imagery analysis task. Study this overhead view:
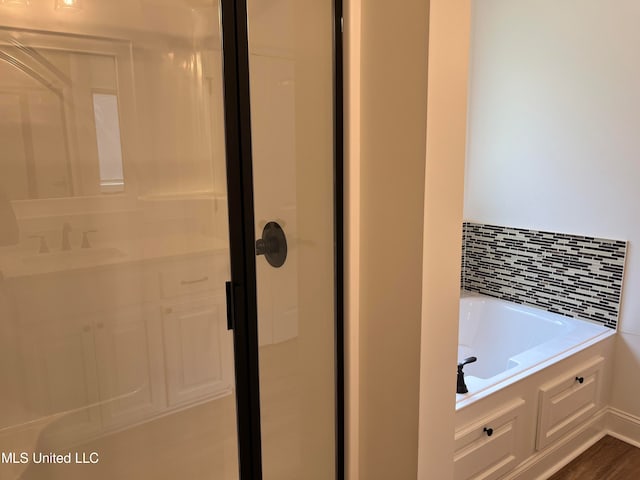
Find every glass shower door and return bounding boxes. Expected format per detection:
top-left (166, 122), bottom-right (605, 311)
top-left (245, 1), bottom-right (338, 479)
top-left (0, 2), bottom-right (239, 479)
top-left (219, 0), bottom-right (340, 477)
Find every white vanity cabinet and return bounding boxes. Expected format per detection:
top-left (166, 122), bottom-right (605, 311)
top-left (20, 305), bottom-right (167, 445)
top-left (93, 305), bottom-right (167, 429)
top-left (21, 318), bottom-right (103, 444)
top-left (13, 249), bottom-right (233, 446)
top-left (161, 300), bottom-right (233, 407)
top-left (157, 251), bottom-right (233, 406)
top-left (159, 254), bottom-right (223, 299)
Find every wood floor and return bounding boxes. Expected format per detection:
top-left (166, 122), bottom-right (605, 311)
top-left (549, 435), bottom-right (640, 480)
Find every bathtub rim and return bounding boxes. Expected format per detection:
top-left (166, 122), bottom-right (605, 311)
top-left (456, 293), bottom-right (616, 411)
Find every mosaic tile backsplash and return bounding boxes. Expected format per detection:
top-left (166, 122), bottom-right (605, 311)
top-left (461, 222), bottom-right (627, 329)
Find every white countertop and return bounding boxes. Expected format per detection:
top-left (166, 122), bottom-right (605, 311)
top-left (0, 235), bottom-right (229, 279)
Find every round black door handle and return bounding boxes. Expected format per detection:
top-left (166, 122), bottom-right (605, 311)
top-left (576, 376), bottom-right (584, 384)
top-left (483, 427), bottom-right (493, 437)
top-left (255, 221), bottom-right (287, 268)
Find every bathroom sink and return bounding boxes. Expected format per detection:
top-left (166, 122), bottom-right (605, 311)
top-left (21, 247), bottom-right (127, 269)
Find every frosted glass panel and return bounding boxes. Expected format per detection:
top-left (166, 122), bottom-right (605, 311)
top-left (0, 3), bottom-right (238, 479)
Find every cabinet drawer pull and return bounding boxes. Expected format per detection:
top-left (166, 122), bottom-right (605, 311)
top-left (180, 276), bottom-right (209, 286)
top-left (83, 325), bottom-right (91, 333)
top-left (575, 376), bottom-right (584, 384)
top-left (483, 427), bottom-right (493, 437)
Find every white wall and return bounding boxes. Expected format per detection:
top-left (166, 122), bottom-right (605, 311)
top-left (348, 0), bottom-right (431, 478)
top-left (465, 0), bottom-right (640, 418)
top-left (418, 1), bottom-right (470, 479)
top-left (348, 1), bottom-right (471, 477)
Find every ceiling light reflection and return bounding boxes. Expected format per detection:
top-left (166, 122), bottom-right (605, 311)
top-left (55, 0), bottom-right (81, 10)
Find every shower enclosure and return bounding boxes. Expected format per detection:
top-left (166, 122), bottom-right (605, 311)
top-left (0, 1), bottom-right (342, 479)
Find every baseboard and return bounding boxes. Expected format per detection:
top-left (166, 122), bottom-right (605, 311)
top-left (606, 407), bottom-right (640, 448)
top-left (504, 408), bottom-right (608, 480)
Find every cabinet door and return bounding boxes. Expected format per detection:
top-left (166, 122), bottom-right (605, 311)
top-left (162, 300), bottom-right (233, 406)
top-left (93, 305), bottom-right (167, 429)
top-left (454, 398), bottom-right (526, 480)
top-left (21, 320), bottom-right (101, 446)
top-left (536, 356), bottom-right (604, 450)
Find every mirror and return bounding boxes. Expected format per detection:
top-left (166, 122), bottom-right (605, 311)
top-left (0, 31), bottom-right (132, 200)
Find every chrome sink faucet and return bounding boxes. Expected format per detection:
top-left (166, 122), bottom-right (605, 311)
top-left (29, 235), bottom-right (50, 254)
top-left (61, 222), bottom-right (72, 251)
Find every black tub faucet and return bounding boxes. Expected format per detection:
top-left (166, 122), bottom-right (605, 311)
top-left (457, 356), bottom-right (477, 394)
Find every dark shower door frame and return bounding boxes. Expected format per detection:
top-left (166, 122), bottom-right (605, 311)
top-left (219, 0), bottom-right (344, 479)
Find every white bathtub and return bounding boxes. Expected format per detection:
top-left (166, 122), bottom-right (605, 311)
top-left (456, 293), bottom-right (615, 409)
